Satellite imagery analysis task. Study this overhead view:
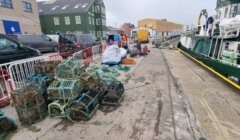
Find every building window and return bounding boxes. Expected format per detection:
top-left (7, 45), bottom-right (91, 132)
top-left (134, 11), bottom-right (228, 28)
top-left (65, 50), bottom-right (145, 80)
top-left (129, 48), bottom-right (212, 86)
top-left (101, 6), bottom-right (105, 14)
top-left (75, 16), bottom-right (81, 24)
top-left (95, 6), bottom-right (100, 13)
top-left (65, 17), bottom-right (70, 25)
top-left (88, 17), bottom-right (91, 25)
top-left (96, 18), bottom-right (101, 25)
top-left (22, 1), bottom-right (32, 12)
top-left (92, 5), bottom-right (94, 12)
top-left (92, 18), bottom-right (95, 25)
top-left (53, 17), bottom-right (60, 25)
top-left (97, 31), bottom-right (101, 37)
top-left (0, 0), bottom-right (12, 8)
top-left (102, 19), bottom-right (106, 26)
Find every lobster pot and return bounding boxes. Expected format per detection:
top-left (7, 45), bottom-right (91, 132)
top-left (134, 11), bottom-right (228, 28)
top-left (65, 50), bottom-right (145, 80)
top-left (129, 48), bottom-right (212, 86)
top-left (34, 61), bottom-right (60, 76)
top-left (100, 81), bottom-right (124, 106)
top-left (66, 90), bottom-right (99, 122)
top-left (80, 70), bottom-right (100, 91)
top-left (25, 75), bottom-right (53, 94)
top-left (11, 85), bottom-right (47, 125)
top-left (55, 58), bottom-right (85, 79)
top-left (47, 79), bottom-right (84, 100)
top-left (48, 101), bottom-right (67, 118)
top-left (0, 112), bottom-right (17, 139)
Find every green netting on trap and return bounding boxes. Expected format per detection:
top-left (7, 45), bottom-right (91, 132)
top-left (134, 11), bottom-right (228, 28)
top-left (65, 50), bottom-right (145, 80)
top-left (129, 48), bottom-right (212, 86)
top-left (47, 79), bottom-right (84, 100)
top-left (0, 111), bottom-right (17, 140)
top-left (55, 58), bottom-right (85, 79)
top-left (66, 90), bottom-right (99, 122)
top-left (48, 101), bottom-right (67, 118)
top-left (11, 85), bottom-right (47, 125)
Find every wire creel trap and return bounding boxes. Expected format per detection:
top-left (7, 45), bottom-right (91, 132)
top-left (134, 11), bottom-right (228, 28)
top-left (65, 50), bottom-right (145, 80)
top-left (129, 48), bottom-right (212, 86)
top-left (0, 111), bottom-right (17, 139)
top-left (100, 81), bottom-right (124, 106)
top-left (11, 85), bottom-right (47, 125)
top-left (34, 61), bottom-right (61, 76)
top-left (55, 58), bottom-right (85, 79)
top-left (66, 90), bottom-right (99, 122)
top-left (47, 79), bottom-right (84, 100)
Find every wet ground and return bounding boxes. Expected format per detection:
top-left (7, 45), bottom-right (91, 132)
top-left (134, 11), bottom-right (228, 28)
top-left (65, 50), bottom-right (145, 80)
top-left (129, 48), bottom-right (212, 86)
top-left (2, 44), bottom-right (240, 140)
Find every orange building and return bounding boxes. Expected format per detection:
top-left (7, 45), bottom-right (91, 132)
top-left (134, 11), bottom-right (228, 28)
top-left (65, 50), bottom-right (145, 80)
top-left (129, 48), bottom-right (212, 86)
top-left (138, 18), bottom-right (183, 36)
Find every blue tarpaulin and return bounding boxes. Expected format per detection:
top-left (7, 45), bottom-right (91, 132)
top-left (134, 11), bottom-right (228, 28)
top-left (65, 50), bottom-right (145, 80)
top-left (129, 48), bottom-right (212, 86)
top-left (2, 20), bottom-right (21, 35)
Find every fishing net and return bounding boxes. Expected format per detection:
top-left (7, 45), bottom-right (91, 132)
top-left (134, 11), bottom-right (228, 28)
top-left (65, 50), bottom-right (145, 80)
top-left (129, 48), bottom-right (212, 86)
top-left (47, 79), bottom-right (84, 100)
top-left (66, 90), bottom-right (99, 122)
top-left (11, 85), bottom-right (47, 125)
top-left (55, 58), bottom-right (85, 79)
top-left (34, 61), bottom-right (61, 76)
top-left (99, 81), bottom-right (124, 106)
top-left (0, 111), bottom-right (17, 140)
top-left (48, 101), bottom-right (68, 118)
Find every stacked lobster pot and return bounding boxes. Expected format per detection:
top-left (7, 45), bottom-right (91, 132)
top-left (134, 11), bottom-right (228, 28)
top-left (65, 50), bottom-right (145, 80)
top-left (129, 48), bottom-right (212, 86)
top-left (25, 61), bottom-right (61, 104)
top-left (88, 66), bottom-right (125, 106)
top-left (0, 111), bottom-right (17, 139)
top-left (10, 85), bottom-right (47, 125)
top-left (47, 58), bottom-right (85, 118)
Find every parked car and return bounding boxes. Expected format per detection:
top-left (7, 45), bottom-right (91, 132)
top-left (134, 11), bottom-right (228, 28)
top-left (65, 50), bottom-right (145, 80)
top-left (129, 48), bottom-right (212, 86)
top-left (7, 34), bottom-right (58, 53)
top-left (58, 34), bottom-right (101, 57)
top-left (0, 34), bottom-right (41, 64)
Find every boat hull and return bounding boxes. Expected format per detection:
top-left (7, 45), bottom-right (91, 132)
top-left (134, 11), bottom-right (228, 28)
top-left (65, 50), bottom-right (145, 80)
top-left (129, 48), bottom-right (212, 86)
top-left (178, 37), bottom-right (240, 85)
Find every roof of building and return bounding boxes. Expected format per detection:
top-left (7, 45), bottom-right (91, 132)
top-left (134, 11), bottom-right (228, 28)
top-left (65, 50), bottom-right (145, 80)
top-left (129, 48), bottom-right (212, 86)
top-left (37, 0), bottom-right (95, 15)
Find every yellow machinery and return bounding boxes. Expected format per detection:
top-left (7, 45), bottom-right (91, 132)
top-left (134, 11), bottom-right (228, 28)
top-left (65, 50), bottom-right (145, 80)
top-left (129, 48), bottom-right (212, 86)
top-left (137, 29), bottom-right (149, 43)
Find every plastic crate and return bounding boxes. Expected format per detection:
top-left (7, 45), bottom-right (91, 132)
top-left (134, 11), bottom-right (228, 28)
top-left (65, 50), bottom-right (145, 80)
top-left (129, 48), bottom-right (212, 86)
top-left (47, 79), bottom-right (84, 100)
top-left (66, 90), bottom-right (99, 122)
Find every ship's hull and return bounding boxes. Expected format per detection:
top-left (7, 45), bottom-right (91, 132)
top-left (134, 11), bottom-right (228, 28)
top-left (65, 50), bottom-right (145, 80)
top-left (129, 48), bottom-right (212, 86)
top-left (178, 36), bottom-right (240, 85)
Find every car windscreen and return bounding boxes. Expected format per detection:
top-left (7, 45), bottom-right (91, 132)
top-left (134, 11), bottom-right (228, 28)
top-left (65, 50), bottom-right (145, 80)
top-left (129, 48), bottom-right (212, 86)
top-left (77, 35), bottom-right (94, 43)
top-left (64, 34), bottom-right (77, 43)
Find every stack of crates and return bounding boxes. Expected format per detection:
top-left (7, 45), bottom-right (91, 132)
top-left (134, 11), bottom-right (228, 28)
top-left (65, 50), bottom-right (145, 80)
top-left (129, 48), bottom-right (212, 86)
top-left (222, 51), bottom-right (239, 65)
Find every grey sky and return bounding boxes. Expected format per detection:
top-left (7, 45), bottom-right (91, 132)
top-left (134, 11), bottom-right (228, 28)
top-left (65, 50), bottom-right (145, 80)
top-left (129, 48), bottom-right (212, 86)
top-left (37, 0), bottom-right (217, 27)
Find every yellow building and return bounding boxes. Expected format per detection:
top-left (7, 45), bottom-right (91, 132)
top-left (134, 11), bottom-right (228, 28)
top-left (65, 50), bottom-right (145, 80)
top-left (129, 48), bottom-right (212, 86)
top-left (0, 0), bottom-right (42, 34)
top-left (138, 18), bottom-right (183, 36)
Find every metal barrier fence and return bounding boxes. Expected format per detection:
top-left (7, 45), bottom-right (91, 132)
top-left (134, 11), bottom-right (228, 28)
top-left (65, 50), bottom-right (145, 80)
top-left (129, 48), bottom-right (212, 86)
top-left (0, 45), bottom-right (105, 106)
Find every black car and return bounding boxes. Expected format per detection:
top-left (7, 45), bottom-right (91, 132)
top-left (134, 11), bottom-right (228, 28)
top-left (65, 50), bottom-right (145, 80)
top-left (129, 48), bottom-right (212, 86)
top-left (8, 34), bottom-right (58, 53)
top-left (58, 34), bottom-right (101, 54)
top-left (0, 34), bottom-right (41, 64)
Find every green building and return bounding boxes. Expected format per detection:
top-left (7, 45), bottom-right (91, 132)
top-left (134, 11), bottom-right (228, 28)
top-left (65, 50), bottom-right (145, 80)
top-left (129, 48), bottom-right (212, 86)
top-left (37, 0), bottom-right (106, 39)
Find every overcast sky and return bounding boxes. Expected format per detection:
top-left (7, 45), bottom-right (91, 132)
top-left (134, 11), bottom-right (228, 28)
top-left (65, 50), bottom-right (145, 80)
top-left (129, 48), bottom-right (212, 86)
top-left (37, 0), bottom-right (217, 27)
